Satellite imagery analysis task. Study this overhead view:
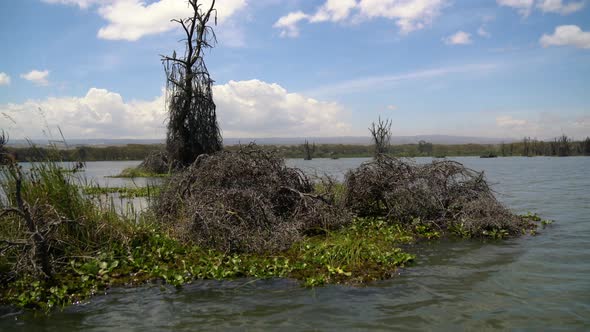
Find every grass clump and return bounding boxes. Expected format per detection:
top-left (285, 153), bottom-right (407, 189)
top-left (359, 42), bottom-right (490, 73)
top-left (0, 160), bottom-right (131, 284)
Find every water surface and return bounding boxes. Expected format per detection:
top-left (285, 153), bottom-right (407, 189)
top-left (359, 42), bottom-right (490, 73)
top-left (2, 157), bottom-right (589, 331)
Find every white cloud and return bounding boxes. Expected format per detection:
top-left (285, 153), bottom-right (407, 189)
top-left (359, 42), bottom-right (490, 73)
top-left (309, 0), bottom-right (357, 23)
top-left (0, 72), bottom-right (10, 86)
top-left (20, 70), bottom-right (50, 86)
top-left (496, 115), bottom-right (527, 127)
top-left (44, 0), bottom-right (247, 42)
top-left (497, 0), bottom-right (584, 16)
top-left (274, 0), bottom-right (448, 37)
top-left (215, 80), bottom-right (351, 137)
top-left (273, 11), bottom-right (309, 38)
top-left (386, 105), bottom-right (397, 111)
top-left (444, 31), bottom-right (472, 45)
top-left (0, 80), bottom-right (351, 139)
top-left (497, 0), bottom-right (534, 16)
top-left (42, 0), bottom-right (106, 9)
top-left (477, 26), bottom-right (491, 38)
top-left (540, 25), bottom-right (590, 49)
top-left (537, 0), bottom-right (585, 14)
top-left (357, 0), bottom-right (447, 33)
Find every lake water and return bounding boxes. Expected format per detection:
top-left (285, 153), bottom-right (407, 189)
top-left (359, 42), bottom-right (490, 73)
top-left (2, 157), bottom-right (589, 331)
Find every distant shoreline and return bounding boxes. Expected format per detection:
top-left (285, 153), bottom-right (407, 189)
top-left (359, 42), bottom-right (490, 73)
top-left (6, 138), bottom-right (590, 161)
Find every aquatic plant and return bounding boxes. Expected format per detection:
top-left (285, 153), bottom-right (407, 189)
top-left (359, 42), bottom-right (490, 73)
top-left (1, 217), bottom-right (418, 310)
top-left (83, 186), bottom-right (161, 198)
top-left (110, 167), bottom-right (170, 178)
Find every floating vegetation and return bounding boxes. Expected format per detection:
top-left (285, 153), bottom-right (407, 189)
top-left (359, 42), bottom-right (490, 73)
top-left (1, 218), bottom-right (416, 310)
top-left (83, 186), bottom-right (161, 198)
top-left (109, 167), bottom-right (170, 178)
top-left (0, 142), bottom-right (551, 312)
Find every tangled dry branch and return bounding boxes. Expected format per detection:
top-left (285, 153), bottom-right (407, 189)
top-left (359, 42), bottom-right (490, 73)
top-left (155, 145), bottom-right (351, 253)
top-left (344, 155), bottom-right (532, 236)
top-left (163, 0), bottom-right (222, 166)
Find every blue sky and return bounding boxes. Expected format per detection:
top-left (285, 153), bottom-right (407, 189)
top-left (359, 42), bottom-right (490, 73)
top-left (0, 0), bottom-right (589, 140)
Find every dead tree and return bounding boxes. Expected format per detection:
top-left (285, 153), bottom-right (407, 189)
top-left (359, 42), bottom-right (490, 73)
top-left (0, 133), bottom-right (53, 279)
top-left (303, 140), bottom-right (315, 160)
top-left (583, 137), bottom-right (590, 156)
top-left (369, 117), bottom-right (392, 157)
top-left (162, 0), bottom-right (222, 167)
top-left (556, 134), bottom-right (571, 157)
top-left (0, 131), bottom-right (8, 165)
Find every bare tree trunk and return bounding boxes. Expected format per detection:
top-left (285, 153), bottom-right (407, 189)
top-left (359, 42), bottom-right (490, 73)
top-left (303, 140), bottom-right (315, 160)
top-left (369, 117), bottom-right (392, 157)
top-left (163, 0), bottom-right (222, 167)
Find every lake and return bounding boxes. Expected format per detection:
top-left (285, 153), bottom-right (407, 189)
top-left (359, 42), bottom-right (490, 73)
top-left (2, 157), bottom-right (589, 330)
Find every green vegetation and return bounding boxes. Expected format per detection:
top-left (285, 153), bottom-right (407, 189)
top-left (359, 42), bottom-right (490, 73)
top-left (7, 144), bottom-right (163, 162)
top-left (83, 186), bottom-right (161, 198)
top-left (109, 167), bottom-right (170, 178)
top-left (0, 141), bottom-right (551, 312)
top-left (8, 135), bottom-right (590, 164)
top-left (1, 218), bottom-right (417, 310)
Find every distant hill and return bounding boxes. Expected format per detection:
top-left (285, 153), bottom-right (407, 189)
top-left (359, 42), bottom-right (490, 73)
top-left (8, 135), bottom-right (517, 147)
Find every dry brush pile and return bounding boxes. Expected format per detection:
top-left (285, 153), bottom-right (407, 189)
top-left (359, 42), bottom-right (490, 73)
top-left (344, 155), bottom-right (534, 237)
top-left (138, 151), bottom-right (173, 174)
top-left (154, 145), bottom-right (351, 253)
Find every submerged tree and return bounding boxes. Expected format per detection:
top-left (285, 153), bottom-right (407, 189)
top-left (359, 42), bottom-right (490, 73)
top-left (418, 140), bottom-right (433, 156)
top-left (369, 117), bottom-right (392, 157)
top-left (0, 131), bottom-right (8, 165)
top-left (303, 140), bottom-right (316, 160)
top-left (163, 0), bottom-right (222, 166)
top-left (583, 137), bottom-right (590, 156)
top-left (556, 134), bottom-right (571, 157)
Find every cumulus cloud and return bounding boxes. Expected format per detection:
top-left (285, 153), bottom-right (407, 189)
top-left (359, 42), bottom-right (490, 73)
top-left (540, 25), bottom-right (590, 49)
top-left (443, 31), bottom-right (472, 45)
top-left (497, 0), bottom-right (584, 16)
top-left (273, 11), bottom-right (309, 38)
top-left (20, 70), bottom-right (50, 86)
top-left (0, 80), bottom-right (351, 139)
top-left (496, 115), bottom-right (528, 127)
top-left (274, 0), bottom-right (448, 37)
top-left (44, 0), bottom-right (247, 42)
top-left (0, 72), bottom-right (10, 86)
